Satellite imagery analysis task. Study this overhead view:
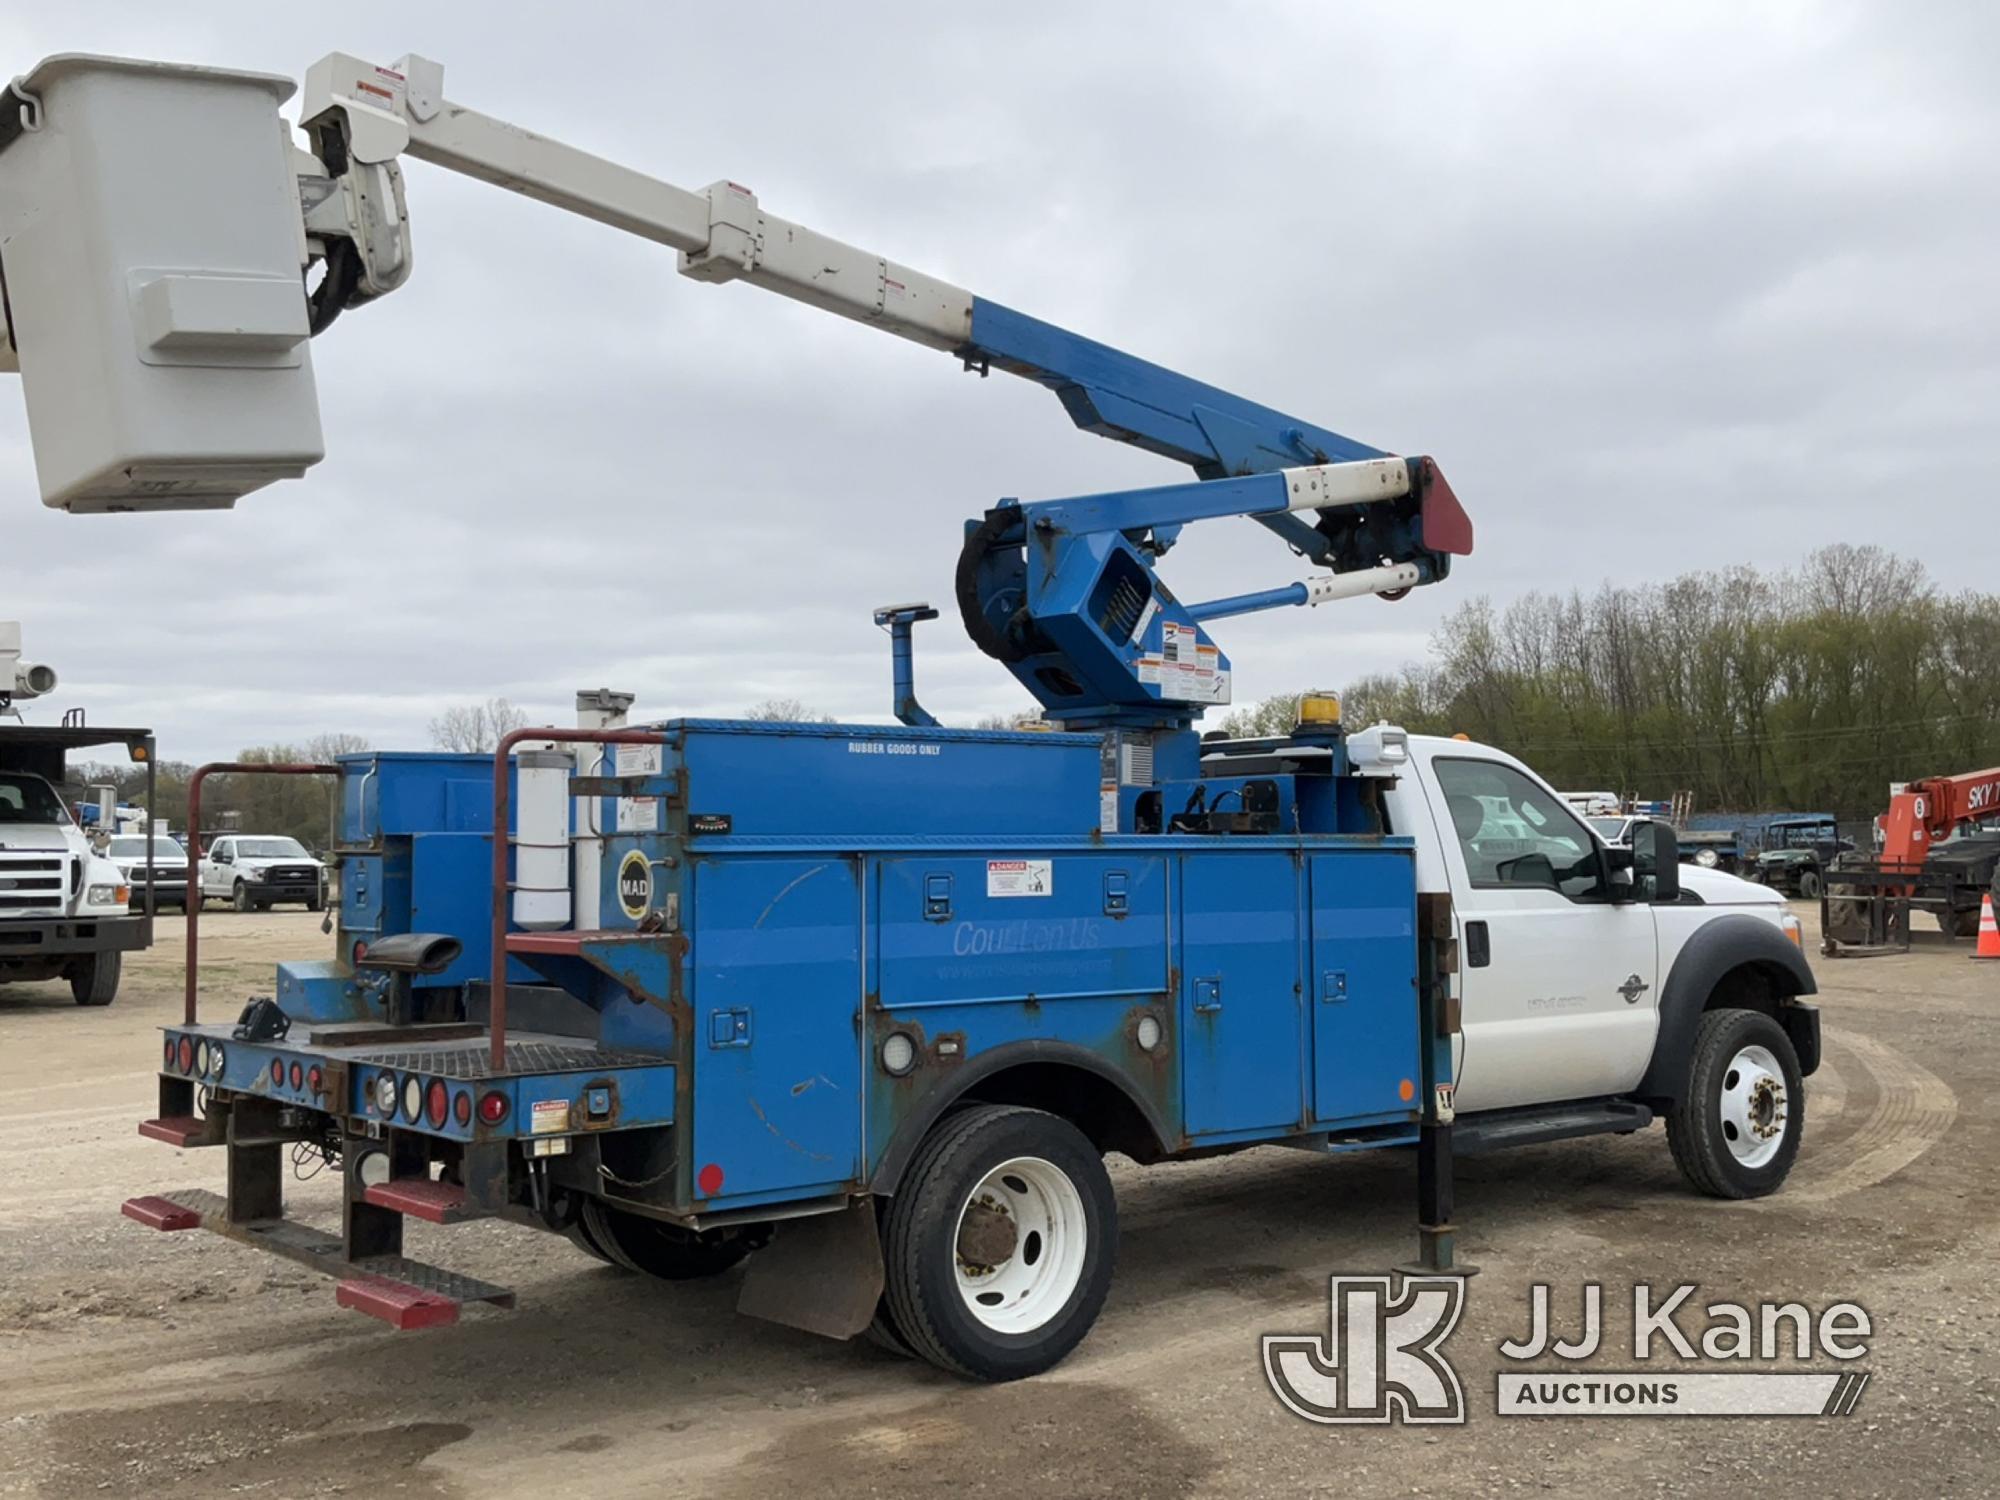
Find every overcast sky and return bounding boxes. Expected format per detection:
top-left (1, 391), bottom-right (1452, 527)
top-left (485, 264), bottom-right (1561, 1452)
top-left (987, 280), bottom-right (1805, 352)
top-left (2, 2), bottom-right (1993, 761)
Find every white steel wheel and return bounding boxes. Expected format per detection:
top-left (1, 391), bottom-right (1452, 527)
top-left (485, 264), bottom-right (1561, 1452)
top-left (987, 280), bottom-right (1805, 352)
top-left (1667, 1007), bottom-right (1805, 1199)
top-left (1717, 1043), bottom-right (1787, 1169)
top-left (952, 1156), bottom-right (1089, 1333)
top-left (882, 1103), bottom-right (1117, 1381)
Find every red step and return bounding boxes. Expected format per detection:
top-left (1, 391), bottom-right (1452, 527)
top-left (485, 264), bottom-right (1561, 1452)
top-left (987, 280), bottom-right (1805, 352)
top-left (336, 1273), bottom-right (461, 1331)
top-left (138, 1116), bottom-right (208, 1147)
top-left (121, 1195), bottom-right (204, 1232)
top-left (361, 1179), bottom-right (469, 1224)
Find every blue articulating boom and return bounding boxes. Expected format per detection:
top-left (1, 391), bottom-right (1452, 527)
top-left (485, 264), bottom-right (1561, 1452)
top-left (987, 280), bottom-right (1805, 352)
top-left (53, 49), bottom-right (1475, 1375)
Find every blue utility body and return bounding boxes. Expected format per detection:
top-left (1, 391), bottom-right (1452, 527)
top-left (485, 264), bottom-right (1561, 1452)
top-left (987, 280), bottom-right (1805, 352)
top-left (166, 724), bottom-right (1425, 1218)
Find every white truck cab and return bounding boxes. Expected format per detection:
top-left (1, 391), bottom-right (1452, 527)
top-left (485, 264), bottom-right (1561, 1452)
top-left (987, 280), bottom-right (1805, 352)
top-left (0, 768), bottom-right (141, 1003)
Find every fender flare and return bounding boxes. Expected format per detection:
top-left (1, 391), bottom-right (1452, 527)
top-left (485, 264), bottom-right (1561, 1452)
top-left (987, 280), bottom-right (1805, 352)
top-left (866, 1039), bottom-right (1175, 1197)
top-left (1636, 913), bottom-right (1819, 1106)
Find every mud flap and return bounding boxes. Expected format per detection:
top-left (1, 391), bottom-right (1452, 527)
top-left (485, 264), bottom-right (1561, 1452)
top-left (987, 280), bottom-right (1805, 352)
top-left (736, 1199), bottom-right (883, 1340)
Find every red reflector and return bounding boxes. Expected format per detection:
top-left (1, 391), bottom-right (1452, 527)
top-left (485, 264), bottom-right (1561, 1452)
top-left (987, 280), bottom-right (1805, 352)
top-left (697, 1162), bottom-right (725, 1197)
top-left (354, 940), bottom-right (369, 962)
top-left (289, 1061), bottom-right (303, 1090)
top-left (177, 1037), bottom-right (194, 1073)
top-left (270, 1058), bottom-right (285, 1085)
top-left (426, 1078), bottom-right (448, 1129)
top-left (164, 1037), bottom-right (175, 1069)
top-left (308, 1065), bottom-right (323, 1095)
top-left (453, 1091), bottom-right (472, 1126)
top-left (476, 1090), bottom-right (509, 1126)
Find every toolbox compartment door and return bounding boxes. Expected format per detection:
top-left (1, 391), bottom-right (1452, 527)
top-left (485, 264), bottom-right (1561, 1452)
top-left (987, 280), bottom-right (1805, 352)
top-left (1307, 850), bottom-right (1421, 1125)
top-left (690, 857), bottom-right (863, 1203)
top-left (1178, 851), bottom-right (1305, 1136)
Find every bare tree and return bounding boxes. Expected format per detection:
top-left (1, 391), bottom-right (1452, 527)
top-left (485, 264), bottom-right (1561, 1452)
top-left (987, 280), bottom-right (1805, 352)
top-left (428, 698), bottom-right (530, 753)
top-left (742, 698), bottom-right (835, 723)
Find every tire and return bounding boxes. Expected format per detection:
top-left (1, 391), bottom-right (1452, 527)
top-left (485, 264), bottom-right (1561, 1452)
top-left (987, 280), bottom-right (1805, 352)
top-left (232, 880), bottom-right (252, 913)
top-left (1798, 869), bottom-right (1823, 901)
top-left (563, 1208), bottom-right (620, 1266)
top-left (1666, 1008), bottom-right (1804, 1199)
top-left (882, 1104), bottom-right (1116, 1382)
top-left (1945, 906), bottom-right (1979, 939)
top-left (308, 896), bottom-right (324, 913)
top-left (578, 1198), bottom-right (756, 1279)
top-left (69, 950), bottom-right (121, 1007)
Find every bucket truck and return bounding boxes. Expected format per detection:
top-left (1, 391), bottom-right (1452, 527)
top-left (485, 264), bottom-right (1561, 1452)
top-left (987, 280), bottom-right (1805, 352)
top-left (1825, 767), bottom-right (2000, 948)
top-left (0, 53), bottom-right (1817, 1379)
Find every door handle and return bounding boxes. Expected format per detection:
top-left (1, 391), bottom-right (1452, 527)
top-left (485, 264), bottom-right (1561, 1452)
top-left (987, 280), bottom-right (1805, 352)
top-left (1464, 920), bottom-right (1490, 968)
top-left (1192, 977), bottom-right (1223, 1013)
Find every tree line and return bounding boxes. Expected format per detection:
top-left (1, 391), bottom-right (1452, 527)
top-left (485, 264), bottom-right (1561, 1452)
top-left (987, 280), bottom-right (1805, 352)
top-left (1222, 544), bottom-right (2000, 819)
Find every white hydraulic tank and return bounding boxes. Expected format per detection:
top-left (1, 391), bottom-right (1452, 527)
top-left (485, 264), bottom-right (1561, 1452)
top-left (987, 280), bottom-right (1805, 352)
top-left (511, 749), bottom-right (574, 931)
top-left (0, 55), bottom-right (325, 511)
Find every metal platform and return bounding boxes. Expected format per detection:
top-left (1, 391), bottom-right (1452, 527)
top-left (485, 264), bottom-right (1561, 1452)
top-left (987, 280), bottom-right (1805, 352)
top-left (343, 1038), bottom-right (663, 1080)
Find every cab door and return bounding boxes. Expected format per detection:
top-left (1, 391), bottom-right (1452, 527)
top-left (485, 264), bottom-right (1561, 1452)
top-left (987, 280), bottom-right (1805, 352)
top-left (1417, 753), bottom-right (1658, 1113)
top-left (202, 838), bottom-right (230, 897)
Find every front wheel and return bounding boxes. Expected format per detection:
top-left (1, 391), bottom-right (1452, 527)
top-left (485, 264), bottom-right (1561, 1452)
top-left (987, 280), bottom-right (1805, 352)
top-left (882, 1104), bottom-right (1115, 1381)
top-left (1798, 869), bottom-right (1823, 901)
top-left (69, 950), bottom-right (121, 1007)
top-left (231, 881), bottom-right (252, 913)
top-left (1667, 1008), bottom-right (1804, 1199)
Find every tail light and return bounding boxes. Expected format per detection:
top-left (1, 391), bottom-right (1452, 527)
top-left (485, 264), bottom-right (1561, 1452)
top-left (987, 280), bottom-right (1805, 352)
top-left (176, 1036), bottom-right (194, 1074)
top-left (163, 1037), bottom-right (175, 1069)
top-left (288, 1062), bottom-right (303, 1090)
top-left (477, 1090), bottom-right (509, 1126)
top-left (426, 1078), bottom-right (448, 1129)
top-left (307, 1065), bottom-right (323, 1095)
top-left (453, 1091), bottom-right (472, 1126)
top-left (270, 1059), bottom-right (284, 1086)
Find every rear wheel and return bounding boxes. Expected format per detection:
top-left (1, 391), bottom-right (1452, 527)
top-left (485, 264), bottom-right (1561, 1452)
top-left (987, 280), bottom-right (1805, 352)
top-left (1667, 1008), bottom-right (1804, 1199)
top-left (69, 950), bottom-right (121, 1007)
top-left (1945, 905), bottom-right (1980, 939)
top-left (578, 1198), bottom-right (757, 1279)
top-left (882, 1104), bottom-right (1115, 1381)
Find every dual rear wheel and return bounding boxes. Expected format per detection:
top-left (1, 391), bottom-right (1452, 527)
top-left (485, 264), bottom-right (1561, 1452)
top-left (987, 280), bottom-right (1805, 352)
top-left (571, 1105), bottom-right (1116, 1382)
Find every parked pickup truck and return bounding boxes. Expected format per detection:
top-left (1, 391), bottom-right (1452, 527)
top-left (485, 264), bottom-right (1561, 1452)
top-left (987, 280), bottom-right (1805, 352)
top-left (197, 835), bottom-right (327, 912)
top-left (134, 723), bottom-right (1821, 1381)
top-left (108, 831), bottom-right (190, 911)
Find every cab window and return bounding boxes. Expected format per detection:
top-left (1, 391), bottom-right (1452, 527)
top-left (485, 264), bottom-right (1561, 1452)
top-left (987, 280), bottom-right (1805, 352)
top-left (1435, 758), bottom-right (1604, 899)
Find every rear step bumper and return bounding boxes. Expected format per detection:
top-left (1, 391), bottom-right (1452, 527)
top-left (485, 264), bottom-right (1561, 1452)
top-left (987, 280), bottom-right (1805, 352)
top-left (121, 1187), bottom-right (514, 1329)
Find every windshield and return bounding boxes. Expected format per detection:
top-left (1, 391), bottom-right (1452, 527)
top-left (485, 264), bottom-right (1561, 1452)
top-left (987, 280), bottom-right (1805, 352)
top-left (1588, 817), bottom-right (1629, 842)
top-left (0, 773), bottom-right (69, 826)
top-left (233, 837), bottom-right (310, 859)
top-left (108, 836), bottom-right (184, 859)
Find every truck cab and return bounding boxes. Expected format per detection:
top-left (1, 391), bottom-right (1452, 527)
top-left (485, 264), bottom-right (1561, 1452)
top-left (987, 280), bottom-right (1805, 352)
top-left (1363, 736), bottom-right (1816, 1135)
top-left (0, 765), bottom-right (145, 1003)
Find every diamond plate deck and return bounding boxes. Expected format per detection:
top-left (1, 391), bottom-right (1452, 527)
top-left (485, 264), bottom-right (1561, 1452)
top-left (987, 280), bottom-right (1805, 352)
top-left (345, 1040), bottom-right (663, 1080)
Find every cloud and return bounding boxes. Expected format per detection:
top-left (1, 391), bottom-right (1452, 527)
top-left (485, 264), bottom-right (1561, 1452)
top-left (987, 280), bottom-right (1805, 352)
top-left (0, 2), bottom-right (1990, 759)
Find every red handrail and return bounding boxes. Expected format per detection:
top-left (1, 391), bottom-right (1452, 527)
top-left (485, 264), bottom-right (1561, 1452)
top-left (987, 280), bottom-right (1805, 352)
top-left (488, 727), bottom-right (666, 1072)
top-left (184, 763), bottom-right (341, 1026)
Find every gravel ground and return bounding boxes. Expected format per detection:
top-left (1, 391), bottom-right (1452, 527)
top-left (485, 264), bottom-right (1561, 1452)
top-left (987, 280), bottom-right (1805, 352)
top-left (1, 905), bottom-right (1993, 1498)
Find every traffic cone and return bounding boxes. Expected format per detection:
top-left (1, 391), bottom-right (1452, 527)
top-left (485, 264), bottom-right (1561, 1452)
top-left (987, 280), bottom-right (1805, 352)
top-left (1974, 893), bottom-right (2000, 961)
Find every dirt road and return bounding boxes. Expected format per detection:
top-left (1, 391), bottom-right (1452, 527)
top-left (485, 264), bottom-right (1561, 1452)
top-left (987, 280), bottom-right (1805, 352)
top-left (3, 909), bottom-right (1994, 1497)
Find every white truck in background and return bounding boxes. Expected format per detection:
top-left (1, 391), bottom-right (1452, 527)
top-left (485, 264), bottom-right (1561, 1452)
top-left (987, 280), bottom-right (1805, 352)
top-left (0, 624), bottom-right (159, 1004)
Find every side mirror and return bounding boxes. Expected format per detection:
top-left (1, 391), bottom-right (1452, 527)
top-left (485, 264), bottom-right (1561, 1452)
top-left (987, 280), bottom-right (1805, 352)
top-left (1634, 822), bottom-right (1680, 903)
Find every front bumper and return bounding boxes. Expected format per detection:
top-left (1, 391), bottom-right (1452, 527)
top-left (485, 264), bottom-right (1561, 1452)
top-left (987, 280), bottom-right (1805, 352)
top-left (0, 913), bottom-right (150, 957)
top-left (241, 876), bottom-right (323, 903)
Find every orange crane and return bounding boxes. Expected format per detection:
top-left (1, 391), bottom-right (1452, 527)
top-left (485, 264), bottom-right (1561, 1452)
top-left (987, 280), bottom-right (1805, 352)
top-left (1827, 766), bottom-right (2000, 948)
